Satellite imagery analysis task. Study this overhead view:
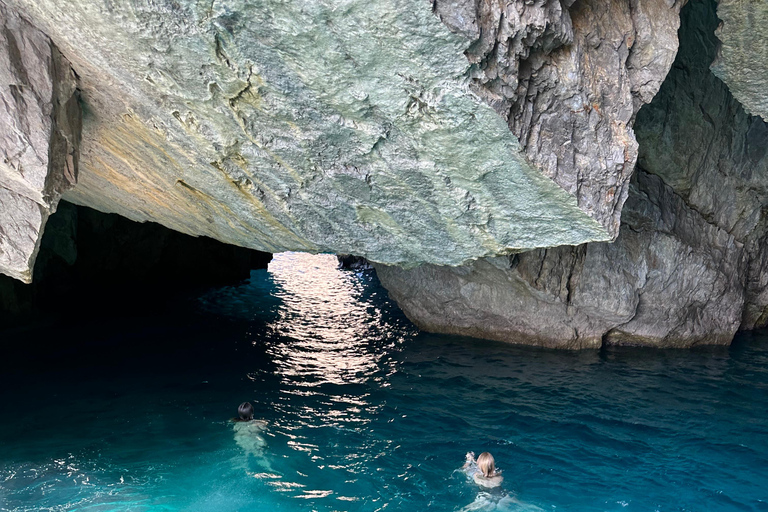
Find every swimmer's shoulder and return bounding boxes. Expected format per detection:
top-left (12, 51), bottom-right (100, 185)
top-left (233, 419), bottom-right (267, 431)
top-left (463, 462), bottom-right (478, 477)
top-left (473, 473), bottom-right (503, 488)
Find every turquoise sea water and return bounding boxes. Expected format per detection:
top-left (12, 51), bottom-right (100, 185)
top-left (1, 252), bottom-right (767, 512)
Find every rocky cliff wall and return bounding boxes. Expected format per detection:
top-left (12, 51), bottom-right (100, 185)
top-left (436, 0), bottom-right (685, 238)
top-left (0, 3), bottom-right (80, 282)
top-left (376, 0), bottom-right (768, 348)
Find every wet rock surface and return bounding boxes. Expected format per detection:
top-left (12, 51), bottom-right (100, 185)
top-left (377, 0), bottom-right (768, 348)
top-left (0, 1), bottom-right (80, 282)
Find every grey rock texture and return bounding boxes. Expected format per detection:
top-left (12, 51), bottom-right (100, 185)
top-left (435, 0), bottom-right (686, 238)
top-left (376, 0), bottom-right (768, 348)
top-left (0, 1), bottom-right (80, 282)
top-left (1, 0), bottom-right (621, 277)
top-left (377, 170), bottom-right (746, 348)
top-left (635, 0), bottom-right (768, 332)
top-left (711, 0), bottom-right (768, 121)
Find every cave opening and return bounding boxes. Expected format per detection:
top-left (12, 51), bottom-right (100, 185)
top-left (0, 200), bottom-right (273, 330)
top-left (0, 202), bottom-right (412, 381)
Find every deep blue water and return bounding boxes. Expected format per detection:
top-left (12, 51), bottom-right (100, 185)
top-left (1, 252), bottom-right (767, 511)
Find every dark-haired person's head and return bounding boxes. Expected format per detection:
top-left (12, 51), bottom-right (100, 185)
top-left (238, 402), bottom-right (254, 421)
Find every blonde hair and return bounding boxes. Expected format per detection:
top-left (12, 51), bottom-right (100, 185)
top-left (476, 452), bottom-right (496, 477)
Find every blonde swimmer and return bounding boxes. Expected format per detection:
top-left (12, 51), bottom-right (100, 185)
top-left (464, 451), bottom-right (503, 489)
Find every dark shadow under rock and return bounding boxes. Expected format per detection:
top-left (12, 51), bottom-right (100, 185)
top-left (337, 254), bottom-right (373, 271)
top-left (0, 201), bottom-right (272, 328)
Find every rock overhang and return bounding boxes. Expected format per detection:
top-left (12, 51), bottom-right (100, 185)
top-left (0, 0), bottom-right (619, 282)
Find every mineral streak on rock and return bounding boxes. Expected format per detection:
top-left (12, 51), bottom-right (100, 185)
top-left (0, 1), bottom-right (80, 282)
top-left (711, 0), bottom-right (768, 121)
top-left (434, 0), bottom-right (686, 239)
top-left (2, 0), bottom-right (615, 274)
top-left (377, 0), bottom-right (768, 348)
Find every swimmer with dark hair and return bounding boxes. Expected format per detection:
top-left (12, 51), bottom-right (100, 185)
top-left (232, 402), bottom-right (268, 456)
top-left (235, 401), bottom-right (255, 422)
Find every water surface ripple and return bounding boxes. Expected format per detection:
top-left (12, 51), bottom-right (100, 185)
top-left (1, 252), bottom-right (767, 511)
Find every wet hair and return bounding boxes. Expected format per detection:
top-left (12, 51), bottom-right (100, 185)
top-left (477, 452), bottom-right (496, 477)
top-left (238, 402), bottom-right (254, 421)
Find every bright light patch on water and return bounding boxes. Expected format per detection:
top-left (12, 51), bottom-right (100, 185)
top-left (0, 252), bottom-right (767, 512)
top-left (264, 253), bottom-right (395, 386)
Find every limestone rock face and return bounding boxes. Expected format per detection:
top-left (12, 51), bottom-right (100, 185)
top-left (2, 0), bottom-right (622, 275)
top-left (711, 0), bottom-right (768, 121)
top-left (376, 171), bottom-right (746, 348)
top-left (435, 0), bottom-right (686, 238)
top-left (0, 2), bottom-right (80, 282)
top-left (376, 0), bottom-right (768, 348)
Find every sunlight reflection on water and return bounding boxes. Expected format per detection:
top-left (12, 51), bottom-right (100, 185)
top-left (263, 252), bottom-right (400, 388)
top-left (241, 252), bottom-right (417, 504)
